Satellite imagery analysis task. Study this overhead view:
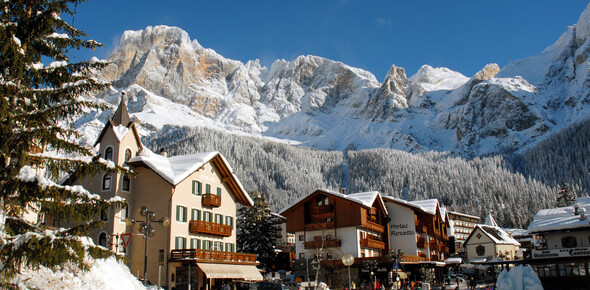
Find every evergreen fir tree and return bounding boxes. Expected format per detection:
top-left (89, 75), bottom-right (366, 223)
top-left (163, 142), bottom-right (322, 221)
top-left (237, 191), bottom-right (276, 270)
top-left (556, 182), bottom-right (576, 207)
top-left (0, 0), bottom-right (124, 284)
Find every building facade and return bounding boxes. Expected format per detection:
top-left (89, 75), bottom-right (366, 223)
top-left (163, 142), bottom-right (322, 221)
top-left (464, 225), bottom-right (520, 262)
top-left (66, 97), bottom-right (262, 288)
top-left (448, 211), bottom-right (480, 253)
top-left (279, 189), bottom-right (390, 261)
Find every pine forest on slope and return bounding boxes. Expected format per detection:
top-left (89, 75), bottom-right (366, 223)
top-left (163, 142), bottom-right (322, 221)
top-left (145, 125), bottom-right (581, 229)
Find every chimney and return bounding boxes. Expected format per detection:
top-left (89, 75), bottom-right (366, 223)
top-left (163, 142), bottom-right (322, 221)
top-left (340, 187), bottom-right (346, 195)
top-left (574, 203), bottom-right (580, 215)
top-left (580, 208), bottom-right (586, 221)
top-left (159, 148), bottom-right (168, 157)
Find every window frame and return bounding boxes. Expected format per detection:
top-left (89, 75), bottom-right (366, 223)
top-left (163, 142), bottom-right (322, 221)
top-left (102, 174), bottom-right (112, 191)
top-left (176, 205), bottom-right (188, 223)
top-left (104, 146), bottom-right (114, 161)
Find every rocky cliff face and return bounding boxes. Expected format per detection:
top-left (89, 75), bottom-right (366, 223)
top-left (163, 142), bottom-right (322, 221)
top-left (86, 3), bottom-right (590, 157)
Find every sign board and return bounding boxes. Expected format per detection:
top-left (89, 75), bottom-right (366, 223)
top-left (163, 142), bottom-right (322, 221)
top-left (532, 247), bottom-right (590, 259)
top-left (121, 233), bottom-right (132, 248)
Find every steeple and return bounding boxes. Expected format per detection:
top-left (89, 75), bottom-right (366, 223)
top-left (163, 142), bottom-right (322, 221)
top-left (484, 211), bottom-right (499, 227)
top-left (111, 92), bottom-right (131, 127)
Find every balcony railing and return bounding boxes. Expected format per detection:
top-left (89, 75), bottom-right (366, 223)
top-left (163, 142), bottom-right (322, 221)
top-left (202, 193), bottom-right (221, 207)
top-left (304, 239), bottom-right (342, 249)
top-left (189, 220), bottom-right (232, 237)
top-left (310, 205), bottom-right (334, 214)
top-left (170, 249), bottom-right (257, 265)
top-left (304, 221), bottom-right (335, 231)
top-left (405, 254), bottom-right (429, 262)
top-left (360, 238), bottom-right (385, 250)
top-left (416, 224), bottom-right (427, 233)
top-left (363, 220), bottom-right (385, 233)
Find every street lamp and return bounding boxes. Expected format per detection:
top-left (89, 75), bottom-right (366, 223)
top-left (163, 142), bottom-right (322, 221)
top-left (342, 254), bottom-right (354, 290)
top-left (125, 205), bottom-right (170, 286)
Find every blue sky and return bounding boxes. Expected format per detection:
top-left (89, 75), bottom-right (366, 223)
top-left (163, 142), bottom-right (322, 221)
top-left (70, 0), bottom-right (588, 80)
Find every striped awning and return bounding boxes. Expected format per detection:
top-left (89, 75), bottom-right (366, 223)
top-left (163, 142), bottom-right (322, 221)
top-left (197, 263), bottom-right (263, 281)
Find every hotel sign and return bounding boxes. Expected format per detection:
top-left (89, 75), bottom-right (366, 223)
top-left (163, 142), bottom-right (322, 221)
top-left (391, 223), bottom-right (415, 236)
top-left (532, 247), bottom-right (590, 259)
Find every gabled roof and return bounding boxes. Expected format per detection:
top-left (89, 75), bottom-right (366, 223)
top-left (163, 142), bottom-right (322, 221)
top-left (93, 95), bottom-right (142, 149)
top-left (382, 196), bottom-right (447, 221)
top-left (127, 148), bottom-right (253, 206)
top-left (278, 188), bottom-right (387, 216)
top-left (464, 225), bottom-right (520, 246)
top-left (527, 197), bottom-right (590, 233)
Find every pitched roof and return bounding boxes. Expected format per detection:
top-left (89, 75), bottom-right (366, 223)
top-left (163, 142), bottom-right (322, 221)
top-left (465, 225), bottom-right (520, 246)
top-left (382, 196), bottom-right (447, 221)
top-left (127, 148), bottom-right (253, 206)
top-left (278, 189), bottom-right (387, 216)
top-left (527, 197), bottom-right (590, 233)
top-left (484, 213), bottom-right (499, 227)
top-left (93, 94), bottom-right (142, 149)
top-left (111, 95), bottom-right (131, 127)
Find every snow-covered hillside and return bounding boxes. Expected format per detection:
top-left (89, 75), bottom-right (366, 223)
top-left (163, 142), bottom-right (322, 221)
top-left (79, 3), bottom-right (590, 157)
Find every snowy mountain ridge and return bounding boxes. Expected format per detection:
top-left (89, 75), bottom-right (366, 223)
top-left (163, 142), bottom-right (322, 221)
top-left (80, 3), bottom-right (590, 157)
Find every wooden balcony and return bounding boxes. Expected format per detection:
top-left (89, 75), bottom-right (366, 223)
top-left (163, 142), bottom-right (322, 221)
top-left (416, 224), bottom-right (427, 233)
top-left (363, 220), bottom-right (385, 233)
top-left (202, 193), bottom-right (221, 207)
top-left (416, 236), bottom-right (426, 249)
top-left (310, 205), bottom-right (333, 214)
top-left (304, 221), bottom-right (335, 231)
top-left (304, 239), bottom-right (341, 249)
top-left (429, 240), bottom-right (437, 248)
top-left (189, 220), bottom-right (232, 237)
top-left (170, 249), bottom-right (257, 265)
top-left (360, 238), bottom-right (385, 250)
top-left (405, 254), bottom-right (429, 262)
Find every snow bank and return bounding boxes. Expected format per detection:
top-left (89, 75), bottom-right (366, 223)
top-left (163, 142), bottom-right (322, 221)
top-left (495, 265), bottom-right (543, 290)
top-left (13, 256), bottom-right (146, 290)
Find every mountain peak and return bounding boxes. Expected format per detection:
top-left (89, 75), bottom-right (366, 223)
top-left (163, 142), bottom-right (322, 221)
top-left (410, 65), bottom-right (468, 91)
top-left (473, 63), bottom-right (500, 81)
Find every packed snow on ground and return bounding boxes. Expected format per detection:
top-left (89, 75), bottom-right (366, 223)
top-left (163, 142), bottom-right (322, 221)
top-left (11, 255), bottom-right (147, 289)
top-left (495, 265), bottom-right (543, 290)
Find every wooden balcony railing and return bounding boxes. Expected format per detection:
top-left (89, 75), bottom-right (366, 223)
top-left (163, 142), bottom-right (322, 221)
top-left (360, 238), bottom-right (385, 250)
top-left (304, 221), bottom-right (335, 231)
top-left (405, 254), bottom-right (429, 262)
top-left (310, 205), bottom-right (334, 214)
top-left (189, 220), bottom-right (232, 237)
top-left (170, 249), bottom-right (257, 265)
top-left (416, 224), bottom-right (428, 233)
top-left (304, 239), bottom-right (341, 249)
top-left (363, 220), bottom-right (385, 233)
top-left (202, 193), bottom-right (221, 207)
top-left (429, 240), bottom-right (437, 248)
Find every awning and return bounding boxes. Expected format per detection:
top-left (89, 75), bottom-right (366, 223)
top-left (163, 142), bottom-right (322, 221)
top-left (197, 263), bottom-right (263, 281)
top-left (395, 272), bottom-right (408, 279)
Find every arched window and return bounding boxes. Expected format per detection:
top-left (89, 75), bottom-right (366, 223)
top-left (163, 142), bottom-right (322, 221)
top-left (105, 147), bottom-right (113, 161)
top-left (102, 175), bottom-right (111, 190)
top-left (98, 233), bottom-right (108, 247)
top-left (125, 148), bottom-right (132, 162)
top-left (122, 174), bottom-right (130, 191)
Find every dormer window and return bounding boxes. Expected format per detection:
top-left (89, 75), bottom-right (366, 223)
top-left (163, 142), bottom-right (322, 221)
top-left (105, 147), bottom-right (113, 161)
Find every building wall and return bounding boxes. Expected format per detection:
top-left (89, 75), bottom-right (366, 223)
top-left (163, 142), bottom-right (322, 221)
top-left (386, 202), bottom-right (418, 256)
top-left (465, 228), bottom-right (494, 261)
top-left (543, 230), bottom-right (590, 249)
top-left (294, 226), bottom-right (359, 260)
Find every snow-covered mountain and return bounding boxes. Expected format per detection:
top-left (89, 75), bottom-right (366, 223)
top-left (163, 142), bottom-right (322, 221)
top-left (81, 3), bottom-right (590, 157)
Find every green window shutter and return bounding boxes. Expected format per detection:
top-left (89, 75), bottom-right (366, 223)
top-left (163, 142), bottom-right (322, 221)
top-left (175, 237), bottom-right (179, 249)
top-left (176, 206), bottom-right (180, 221)
top-left (193, 181), bottom-right (202, 195)
top-left (205, 184), bottom-right (211, 194)
top-left (182, 206), bottom-right (187, 222)
top-left (216, 187), bottom-right (222, 196)
top-left (209, 212), bottom-right (213, 222)
top-left (198, 182), bottom-right (202, 195)
top-left (190, 239), bottom-right (194, 249)
top-left (197, 239), bottom-right (201, 250)
top-left (192, 181), bottom-right (196, 194)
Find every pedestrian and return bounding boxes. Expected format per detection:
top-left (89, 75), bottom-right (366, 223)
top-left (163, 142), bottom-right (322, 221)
top-left (352, 282), bottom-right (356, 290)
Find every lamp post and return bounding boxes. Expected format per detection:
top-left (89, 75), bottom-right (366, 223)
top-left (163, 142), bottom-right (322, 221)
top-left (342, 254), bottom-right (354, 290)
top-left (125, 205), bottom-right (170, 286)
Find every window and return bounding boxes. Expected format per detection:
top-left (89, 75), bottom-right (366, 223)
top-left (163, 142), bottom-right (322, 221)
top-left (105, 147), bottom-right (113, 161)
top-left (325, 197), bottom-right (329, 205)
top-left (562, 236), bottom-right (577, 248)
top-left (124, 148), bottom-right (132, 162)
top-left (190, 238), bottom-right (201, 249)
top-left (203, 211), bottom-right (213, 222)
top-left (215, 214), bottom-right (223, 224)
top-left (216, 187), bottom-right (222, 196)
top-left (122, 174), bottom-right (130, 191)
top-left (191, 209), bottom-right (201, 221)
top-left (203, 240), bottom-right (213, 250)
top-left (214, 241), bottom-right (223, 251)
top-left (192, 181), bottom-right (202, 195)
top-left (100, 208), bottom-right (109, 221)
top-left (120, 204), bottom-right (127, 220)
top-left (175, 237), bottom-right (186, 250)
top-left (205, 184), bottom-right (211, 194)
top-left (176, 205), bottom-right (187, 222)
top-left (225, 216), bottom-right (233, 228)
top-left (102, 175), bottom-right (111, 190)
top-left (476, 245), bottom-right (485, 256)
top-left (98, 233), bottom-right (108, 247)
top-left (299, 235), bottom-right (304, 241)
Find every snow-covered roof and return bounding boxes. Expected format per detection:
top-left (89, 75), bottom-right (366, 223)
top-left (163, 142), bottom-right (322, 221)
top-left (468, 225), bottom-right (520, 246)
top-left (449, 211), bottom-right (481, 220)
top-left (127, 148), bottom-right (253, 206)
top-left (278, 189), bottom-right (387, 215)
top-left (527, 197), bottom-right (590, 233)
top-left (382, 196), bottom-right (446, 221)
